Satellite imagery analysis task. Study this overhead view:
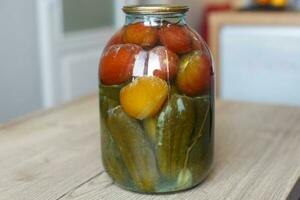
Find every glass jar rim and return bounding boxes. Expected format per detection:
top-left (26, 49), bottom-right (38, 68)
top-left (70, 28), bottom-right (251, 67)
top-left (123, 4), bottom-right (189, 15)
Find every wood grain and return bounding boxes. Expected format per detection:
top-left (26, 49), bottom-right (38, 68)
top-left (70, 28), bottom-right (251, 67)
top-left (208, 11), bottom-right (300, 97)
top-left (0, 95), bottom-right (300, 199)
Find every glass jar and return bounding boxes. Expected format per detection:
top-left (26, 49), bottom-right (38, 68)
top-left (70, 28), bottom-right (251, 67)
top-left (99, 5), bottom-right (214, 194)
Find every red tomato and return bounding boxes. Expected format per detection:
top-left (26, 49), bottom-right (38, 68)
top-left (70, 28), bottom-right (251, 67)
top-left (187, 28), bottom-right (205, 51)
top-left (99, 44), bottom-right (142, 85)
top-left (187, 27), bottom-right (213, 64)
top-left (158, 24), bottom-right (192, 54)
top-left (176, 51), bottom-right (212, 96)
top-left (148, 46), bottom-right (179, 81)
top-left (123, 22), bottom-right (158, 48)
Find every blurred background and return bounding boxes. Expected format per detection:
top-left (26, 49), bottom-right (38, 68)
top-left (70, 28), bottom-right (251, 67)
top-left (1, 0), bottom-right (300, 123)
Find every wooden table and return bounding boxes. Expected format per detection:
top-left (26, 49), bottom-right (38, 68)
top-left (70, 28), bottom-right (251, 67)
top-left (1, 95), bottom-right (300, 200)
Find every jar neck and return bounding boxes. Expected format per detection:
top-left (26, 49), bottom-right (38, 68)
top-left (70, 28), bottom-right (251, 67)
top-left (125, 13), bottom-right (186, 26)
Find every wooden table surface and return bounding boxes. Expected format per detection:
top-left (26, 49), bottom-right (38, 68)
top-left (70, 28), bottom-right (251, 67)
top-left (1, 95), bottom-right (300, 200)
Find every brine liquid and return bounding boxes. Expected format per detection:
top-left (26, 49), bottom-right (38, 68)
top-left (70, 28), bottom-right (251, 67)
top-left (100, 84), bottom-right (214, 193)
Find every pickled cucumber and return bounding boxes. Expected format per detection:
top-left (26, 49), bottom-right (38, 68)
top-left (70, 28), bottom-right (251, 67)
top-left (107, 106), bottom-right (159, 192)
top-left (143, 117), bottom-right (157, 144)
top-left (99, 84), bottom-right (122, 119)
top-left (184, 96), bottom-right (212, 181)
top-left (156, 94), bottom-right (195, 179)
top-left (101, 118), bottom-right (133, 187)
top-left (100, 85), bottom-right (133, 187)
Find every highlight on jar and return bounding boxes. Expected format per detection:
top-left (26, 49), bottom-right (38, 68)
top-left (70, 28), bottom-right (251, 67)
top-left (99, 5), bottom-right (215, 194)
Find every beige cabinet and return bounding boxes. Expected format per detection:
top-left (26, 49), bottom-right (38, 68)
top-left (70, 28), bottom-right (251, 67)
top-left (209, 12), bottom-right (300, 106)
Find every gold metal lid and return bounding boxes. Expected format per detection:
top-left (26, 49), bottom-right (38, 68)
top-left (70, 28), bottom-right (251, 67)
top-left (123, 4), bottom-right (189, 15)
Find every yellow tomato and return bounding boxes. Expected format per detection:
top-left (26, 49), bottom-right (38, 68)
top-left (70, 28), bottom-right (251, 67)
top-left (120, 76), bottom-right (168, 120)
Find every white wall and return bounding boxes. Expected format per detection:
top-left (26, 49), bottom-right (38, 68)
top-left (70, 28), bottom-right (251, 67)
top-left (0, 0), bottom-right (42, 123)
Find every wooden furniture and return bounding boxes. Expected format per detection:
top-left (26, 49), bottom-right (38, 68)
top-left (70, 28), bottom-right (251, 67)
top-left (1, 95), bottom-right (300, 199)
top-left (209, 11), bottom-right (300, 98)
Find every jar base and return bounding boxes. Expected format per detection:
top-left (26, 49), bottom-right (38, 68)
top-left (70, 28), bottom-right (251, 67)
top-left (108, 165), bottom-right (213, 194)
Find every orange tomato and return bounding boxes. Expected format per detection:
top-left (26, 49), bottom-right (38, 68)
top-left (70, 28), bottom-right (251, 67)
top-left (148, 46), bottom-right (179, 81)
top-left (176, 51), bottom-right (211, 96)
top-left (120, 76), bottom-right (168, 120)
top-left (105, 27), bottom-right (125, 48)
top-left (159, 24), bottom-right (192, 54)
top-left (123, 22), bottom-right (158, 49)
top-left (100, 44), bottom-right (142, 85)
